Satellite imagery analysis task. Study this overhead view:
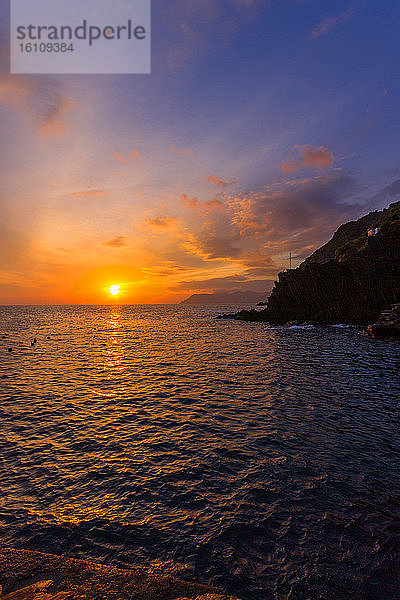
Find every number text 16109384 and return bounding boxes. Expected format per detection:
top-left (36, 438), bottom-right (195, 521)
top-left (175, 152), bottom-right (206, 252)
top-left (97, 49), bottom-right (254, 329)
top-left (19, 42), bottom-right (74, 53)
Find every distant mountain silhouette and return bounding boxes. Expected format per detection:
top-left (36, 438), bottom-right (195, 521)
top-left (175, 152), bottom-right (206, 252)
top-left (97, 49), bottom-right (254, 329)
top-left (181, 290), bottom-right (267, 305)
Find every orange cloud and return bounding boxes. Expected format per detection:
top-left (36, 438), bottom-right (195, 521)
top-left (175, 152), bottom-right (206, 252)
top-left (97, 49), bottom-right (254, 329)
top-left (206, 174), bottom-right (229, 187)
top-left (112, 150), bottom-right (143, 164)
top-left (180, 193), bottom-right (199, 209)
top-left (281, 145), bottom-right (334, 173)
top-left (102, 236), bottom-right (128, 248)
top-left (179, 194), bottom-right (224, 213)
top-left (69, 189), bottom-right (108, 198)
top-left (169, 145), bottom-right (195, 156)
top-left (179, 194), bottom-right (223, 212)
top-left (146, 216), bottom-right (179, 228)
top-left (204, 199), bottom-right (224, 209)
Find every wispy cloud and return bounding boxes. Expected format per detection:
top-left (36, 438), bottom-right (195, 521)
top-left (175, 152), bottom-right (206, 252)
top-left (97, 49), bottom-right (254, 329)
top-left (163, 0), bottom-right (266, 69)
top-left (0, 74), bottom-right (33, 107)
top-left (370, 179), bottom-right (400, 207)
top-left (69, 189), bottom-right (108, 198)
top-left (180, 193), bottom-right (224, 211)
top-left (181, 172), bottom-right (358, 269)
top-left (37, 96), bottom-right (77, 138)
top-left (169, 145), bottom-right (195, 156)
top-left (206, 174), bottom-right (230, 187)
top-left (112, 150), bottom-right (143, 164)
top-left (102, 236), bottom-right (128, 248)
top-left (0, 73), bottom-right (78, 138)
top-left (310, 7), bottom-right (355, 39)
top-left (146, 216), bottom-right (179, 228)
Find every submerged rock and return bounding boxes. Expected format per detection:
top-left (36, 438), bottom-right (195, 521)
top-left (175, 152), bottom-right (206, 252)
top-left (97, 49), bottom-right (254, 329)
top-left (0, 548), bottom-right (239, 600)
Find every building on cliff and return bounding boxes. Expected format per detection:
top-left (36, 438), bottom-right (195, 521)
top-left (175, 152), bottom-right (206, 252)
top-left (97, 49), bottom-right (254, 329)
top-left (368, 227), bottom-right (379, 237)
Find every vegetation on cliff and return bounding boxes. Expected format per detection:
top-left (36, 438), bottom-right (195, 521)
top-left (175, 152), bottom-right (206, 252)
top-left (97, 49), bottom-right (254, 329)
top-left (301, 210), bottom-right (380, 266)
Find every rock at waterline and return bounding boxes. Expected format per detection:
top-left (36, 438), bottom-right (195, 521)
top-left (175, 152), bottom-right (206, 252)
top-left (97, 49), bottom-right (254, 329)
top-left (0, 548), bottom-right (240, 600)
top-left (368, 303), bottom-right (400, 338)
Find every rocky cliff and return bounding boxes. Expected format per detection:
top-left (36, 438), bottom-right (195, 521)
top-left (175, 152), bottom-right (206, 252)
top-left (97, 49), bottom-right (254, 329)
top-left (222, 201), bottom-right (400, 324)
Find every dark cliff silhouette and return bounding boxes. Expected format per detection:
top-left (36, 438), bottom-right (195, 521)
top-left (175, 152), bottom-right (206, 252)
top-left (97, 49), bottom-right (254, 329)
top-left (221, 201), bottom-right (400, 324)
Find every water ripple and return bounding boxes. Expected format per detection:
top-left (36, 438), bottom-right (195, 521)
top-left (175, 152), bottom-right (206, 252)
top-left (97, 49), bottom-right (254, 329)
top-left (1, 305), bottom-right (400, 599)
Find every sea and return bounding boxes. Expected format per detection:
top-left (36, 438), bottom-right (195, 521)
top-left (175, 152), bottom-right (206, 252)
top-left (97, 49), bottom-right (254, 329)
top-left (0, 304), bottom-right (400, 599)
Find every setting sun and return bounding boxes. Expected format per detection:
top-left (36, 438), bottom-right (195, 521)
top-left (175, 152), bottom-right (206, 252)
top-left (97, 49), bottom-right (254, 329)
top-left (109, 285), bottom-right (121, 296)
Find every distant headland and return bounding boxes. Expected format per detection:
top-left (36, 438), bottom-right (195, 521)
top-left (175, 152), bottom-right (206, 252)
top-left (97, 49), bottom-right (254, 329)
top-left (181, 290), bottom-right (268, 305)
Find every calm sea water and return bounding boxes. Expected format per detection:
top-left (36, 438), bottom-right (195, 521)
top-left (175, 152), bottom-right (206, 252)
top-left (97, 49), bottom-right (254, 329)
top-left (1, 305), bottom-right (400, 599)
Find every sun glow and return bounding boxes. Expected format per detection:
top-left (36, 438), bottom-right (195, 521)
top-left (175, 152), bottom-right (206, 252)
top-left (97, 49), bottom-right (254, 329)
top-left (109, 284), bottom-right (121, 296)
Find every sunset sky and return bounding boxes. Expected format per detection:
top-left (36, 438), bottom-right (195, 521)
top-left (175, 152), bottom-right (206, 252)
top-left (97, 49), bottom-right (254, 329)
top-left (0, 0), bottom-right (399, 304)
